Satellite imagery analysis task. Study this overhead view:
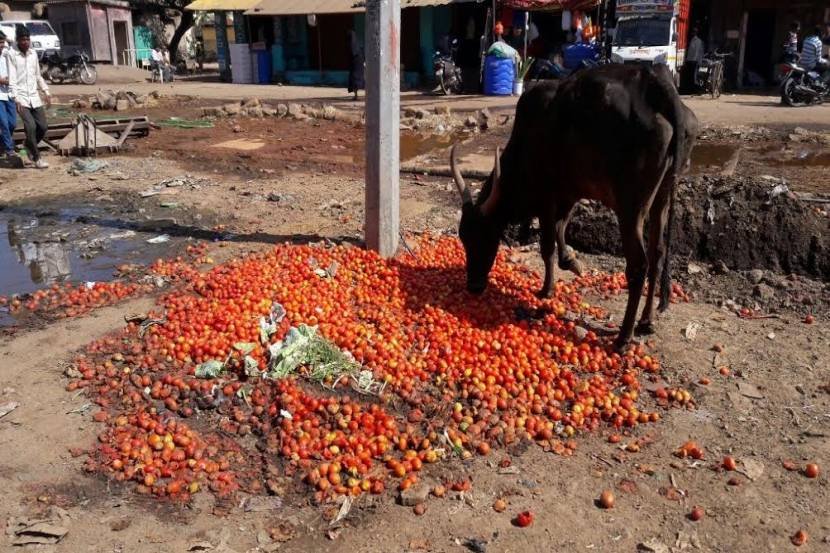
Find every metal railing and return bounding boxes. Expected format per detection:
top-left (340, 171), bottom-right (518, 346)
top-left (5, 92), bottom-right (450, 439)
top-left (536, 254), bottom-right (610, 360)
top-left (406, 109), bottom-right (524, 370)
top-left (120, 48), bottom-right (154, 68)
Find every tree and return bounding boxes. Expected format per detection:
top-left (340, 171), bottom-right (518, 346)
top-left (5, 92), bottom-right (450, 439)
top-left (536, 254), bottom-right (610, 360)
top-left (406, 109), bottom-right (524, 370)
top-left (131, 0), bottom-right (194, 62)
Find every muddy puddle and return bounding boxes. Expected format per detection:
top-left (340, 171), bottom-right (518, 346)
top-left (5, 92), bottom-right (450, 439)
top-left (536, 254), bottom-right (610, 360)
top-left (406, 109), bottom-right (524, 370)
top-left (400, 132), bottom-right (459, 162)
top-left (0, 204), bottom-right (186, 322)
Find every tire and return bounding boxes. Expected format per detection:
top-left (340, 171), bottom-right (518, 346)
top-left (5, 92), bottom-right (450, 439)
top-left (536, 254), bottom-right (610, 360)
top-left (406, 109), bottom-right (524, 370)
top-left (781, 76), bottom-right (809, 107)
top-left (80, 65), bottom-right (97, 85)
top-left (711, 64), bottom-right (723, 99)
top-left (438, 73), bottom-right (450, 95)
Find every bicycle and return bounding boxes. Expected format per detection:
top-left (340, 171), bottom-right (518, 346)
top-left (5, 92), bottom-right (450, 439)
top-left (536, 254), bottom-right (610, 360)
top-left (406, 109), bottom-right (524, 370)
top-left (696, 51), bottom-right (731, 99)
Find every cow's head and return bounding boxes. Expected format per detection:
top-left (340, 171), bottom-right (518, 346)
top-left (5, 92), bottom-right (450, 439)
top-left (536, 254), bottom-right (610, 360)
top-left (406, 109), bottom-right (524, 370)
top-left (451, 145), bottom-right (502, 295)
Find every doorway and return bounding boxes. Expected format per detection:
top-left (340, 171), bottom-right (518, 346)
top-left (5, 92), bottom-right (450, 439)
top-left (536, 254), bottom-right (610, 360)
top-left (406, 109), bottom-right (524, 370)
top-left (113, 21), bottom-right (129, 66)
top-left (744, 8), bottom-right (775, 85)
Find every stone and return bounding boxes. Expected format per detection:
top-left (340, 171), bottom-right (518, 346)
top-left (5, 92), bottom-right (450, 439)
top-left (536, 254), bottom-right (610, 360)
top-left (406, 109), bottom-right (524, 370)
top-left (247, 106), bottom-right (264, 118)
top-left (261, 107), bottom-right (277, 117)
top-left (476, 107), bottom-right (491, 130)
top-left (752, 283), bottom-right (775, 300)
top-left (241, 97), bottom-right (260, 108)
top-left (276, 104), bottom-right (289, 117)
top-left (115, 99), bottom-right (130, 111)
top-left (321, 105), bottom-right (337, 120)
top-left (72, 98), bottom-right (89, 109)
top-left (202, 106), bottom-right (225, 117)
top-left (464, 116), bottom-right (478, 128)
top-left (747, 269), bottom-right (764, 284)
top-left (223, 103), bottom-right (241, 116)
top-left (712, 260), bottom-right (730, 275)
top-left (398, 484), bottom-right (430, 506)
top-left (287, 103), bottom-right (303, 116)
top-left (434, 105), bottom-right (451, 116)
top-left (144, 96), bottom-right (159, 108)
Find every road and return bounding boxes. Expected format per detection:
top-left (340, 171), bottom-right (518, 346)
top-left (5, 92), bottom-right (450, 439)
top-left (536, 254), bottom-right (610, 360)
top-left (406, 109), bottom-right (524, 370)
top-left (52, 74), bottom-right (830, 128)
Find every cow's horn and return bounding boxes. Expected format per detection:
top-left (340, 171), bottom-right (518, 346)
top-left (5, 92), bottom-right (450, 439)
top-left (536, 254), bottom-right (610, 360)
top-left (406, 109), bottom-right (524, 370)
top-left (480, 147), bottom-right (502, 217)
top-left (450, 144), bottom-right (472, 205)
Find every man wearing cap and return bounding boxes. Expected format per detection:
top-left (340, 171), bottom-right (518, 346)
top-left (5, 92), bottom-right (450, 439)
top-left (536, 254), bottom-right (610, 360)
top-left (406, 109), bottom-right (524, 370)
top-left (0, 30), bottom-right (17, 158)
top-left (8, 26), bottom-right (51, 169)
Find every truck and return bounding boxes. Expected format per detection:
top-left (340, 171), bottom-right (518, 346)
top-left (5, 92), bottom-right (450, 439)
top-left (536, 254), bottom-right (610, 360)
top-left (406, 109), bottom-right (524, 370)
top-left (611, 0), bottom-right (691, 82)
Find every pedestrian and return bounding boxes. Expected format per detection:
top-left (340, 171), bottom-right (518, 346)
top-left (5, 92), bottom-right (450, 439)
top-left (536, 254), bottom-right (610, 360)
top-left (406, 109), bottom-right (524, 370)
top-left (684, 27), bottom-right (704, 91)
top-left (8, 26), bottom-right (50, 169)
top-left (783, 21), bottom-right (800, 63)
top-left (0, 30), bottom-right (17, 159)
top-left (346, 29), bottom-right (364, 101)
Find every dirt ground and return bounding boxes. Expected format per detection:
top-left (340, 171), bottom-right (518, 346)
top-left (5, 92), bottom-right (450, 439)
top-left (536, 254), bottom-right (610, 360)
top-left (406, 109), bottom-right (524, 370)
top-left (0, 90), bottom-right (828, 553)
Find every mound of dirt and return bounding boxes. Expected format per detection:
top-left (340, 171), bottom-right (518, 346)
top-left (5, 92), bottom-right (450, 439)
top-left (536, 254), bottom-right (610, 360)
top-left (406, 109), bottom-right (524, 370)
top-left (511, 176), bottom-right (829, 280)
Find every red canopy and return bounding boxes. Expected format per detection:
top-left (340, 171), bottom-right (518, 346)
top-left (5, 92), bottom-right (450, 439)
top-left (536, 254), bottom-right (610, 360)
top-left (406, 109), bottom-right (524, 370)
top-left (500, 0), bottom-right (600, 11)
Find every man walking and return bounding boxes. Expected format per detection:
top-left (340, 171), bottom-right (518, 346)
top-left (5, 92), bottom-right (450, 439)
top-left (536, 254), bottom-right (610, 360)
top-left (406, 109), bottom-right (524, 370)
top-left (0, 31), bottom-right (16, 158)
top-left (9, 26), bottom-right (51, 168)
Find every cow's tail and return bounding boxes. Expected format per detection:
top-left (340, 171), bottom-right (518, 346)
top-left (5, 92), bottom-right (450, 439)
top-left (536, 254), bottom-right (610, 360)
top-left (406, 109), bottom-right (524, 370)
top-left (655, 67), bottom-right (687, 312)
top-left (658, 186), bottom-right (676, 312)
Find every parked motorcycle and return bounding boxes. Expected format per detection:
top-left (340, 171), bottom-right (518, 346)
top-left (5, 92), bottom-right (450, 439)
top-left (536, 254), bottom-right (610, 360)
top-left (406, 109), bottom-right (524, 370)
top-left (434, 37), bottom-right (463, 95)
top-left (42, 51), bottom-right (97, 85)
top-left (780, 62), bottom-right (829, 107)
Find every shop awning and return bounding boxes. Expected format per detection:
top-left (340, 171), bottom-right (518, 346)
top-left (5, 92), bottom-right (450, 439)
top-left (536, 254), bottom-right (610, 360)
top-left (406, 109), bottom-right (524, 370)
top-left (500, 0), bottom-right (600, 11)
top-left (185, 0), bottom-right (261, 11)
top-left (244, 0), bottom-right (478, 16)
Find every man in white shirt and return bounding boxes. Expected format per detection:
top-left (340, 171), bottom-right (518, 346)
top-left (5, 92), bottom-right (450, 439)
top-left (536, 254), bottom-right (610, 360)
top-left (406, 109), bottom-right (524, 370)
top-left (0, 30), bottom-right (17, 157)
top-left (8, 26), bottom-right (51, 168)
top-left (685, 27), bottom-right (705, 91)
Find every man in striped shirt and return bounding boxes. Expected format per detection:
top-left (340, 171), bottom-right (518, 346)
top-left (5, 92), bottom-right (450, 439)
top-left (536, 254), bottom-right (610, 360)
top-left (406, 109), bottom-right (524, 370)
top-left (800, 25), bottom-right (827, 75)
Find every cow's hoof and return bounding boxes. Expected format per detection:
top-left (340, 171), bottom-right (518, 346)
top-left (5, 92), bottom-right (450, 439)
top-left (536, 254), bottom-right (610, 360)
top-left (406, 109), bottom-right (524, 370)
top-left (636, 321), bottom-right (656, 336)
top-left (559, 255), bottom-right (585, 276)
top-left (613, 339), bottom-right (630, 355)
top-left (536, 288), bottom-right (553, 300)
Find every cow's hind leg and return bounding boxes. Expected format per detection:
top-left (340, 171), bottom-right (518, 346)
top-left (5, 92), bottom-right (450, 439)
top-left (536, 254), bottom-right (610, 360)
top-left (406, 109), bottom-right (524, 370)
top-left (537, 215), bottom-right (557, 299)
top-left (615, 211), bottom-right (648, 351)
top-left (555, 203), bottom-right (585, 276)
top-left (637, 174), bottom-right (673, 335)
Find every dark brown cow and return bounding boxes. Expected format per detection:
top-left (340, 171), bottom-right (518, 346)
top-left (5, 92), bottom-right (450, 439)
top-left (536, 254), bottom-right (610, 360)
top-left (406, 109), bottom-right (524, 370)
top-left (452, 63), bottom-right (699, 349)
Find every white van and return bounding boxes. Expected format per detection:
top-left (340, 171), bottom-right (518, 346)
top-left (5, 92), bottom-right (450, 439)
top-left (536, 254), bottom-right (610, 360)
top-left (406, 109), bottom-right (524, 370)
top-left (0, 20), bottom-right (61, 56)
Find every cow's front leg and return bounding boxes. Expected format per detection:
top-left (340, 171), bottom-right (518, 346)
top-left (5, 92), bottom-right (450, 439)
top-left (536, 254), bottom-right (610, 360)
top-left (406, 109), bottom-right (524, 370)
top-left (537, 217), bottom-right (556, 299)
top-left (554, 203), bottom-right (585, 276)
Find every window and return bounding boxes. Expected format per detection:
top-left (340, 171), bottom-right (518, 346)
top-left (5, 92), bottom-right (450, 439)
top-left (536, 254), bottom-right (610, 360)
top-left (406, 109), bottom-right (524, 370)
top-left (61, 22), bottom-right (80, 45)
top-left (614, 17), bottom-right (672, 47)
top-left (25, 21), bottom-right (56, 35)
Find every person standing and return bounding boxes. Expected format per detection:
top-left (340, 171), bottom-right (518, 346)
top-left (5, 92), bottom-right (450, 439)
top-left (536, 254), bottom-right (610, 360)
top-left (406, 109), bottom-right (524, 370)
top-left (783, 21), bottom-right (800, 63)
top-left (8, 27), bottom-right (50, 169)
top-left (0, 31), bottom-right (17, 158)
top-left (684, 27), bottom-right (705, 91)
top-left (346, 29), bottom-right (364, 101)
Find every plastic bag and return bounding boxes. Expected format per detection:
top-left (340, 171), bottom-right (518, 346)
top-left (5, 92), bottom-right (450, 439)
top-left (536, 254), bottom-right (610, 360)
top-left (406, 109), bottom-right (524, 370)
top-left (487, 41), bottom-right (519, 60)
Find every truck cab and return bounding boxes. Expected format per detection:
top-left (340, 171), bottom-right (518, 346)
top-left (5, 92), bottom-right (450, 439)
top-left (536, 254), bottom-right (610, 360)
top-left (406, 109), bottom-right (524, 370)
top-left (611, 0), bottom-right (689, 82)
top-left (0, 20), bottom-right (62, 57)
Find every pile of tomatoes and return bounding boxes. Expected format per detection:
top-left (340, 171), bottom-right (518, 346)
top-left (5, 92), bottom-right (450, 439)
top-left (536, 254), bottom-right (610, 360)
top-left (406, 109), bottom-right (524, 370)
top-left (65, 235), bottom-right (680, 503)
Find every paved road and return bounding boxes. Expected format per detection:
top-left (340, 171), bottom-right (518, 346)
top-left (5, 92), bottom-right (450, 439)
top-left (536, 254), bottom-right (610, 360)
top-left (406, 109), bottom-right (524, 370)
top-left (52, 75), bottom-right (830, 128)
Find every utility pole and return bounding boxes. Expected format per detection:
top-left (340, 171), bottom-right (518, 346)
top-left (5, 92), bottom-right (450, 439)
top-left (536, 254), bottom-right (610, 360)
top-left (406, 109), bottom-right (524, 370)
top-left (364, 0), bottom-right (400, 258)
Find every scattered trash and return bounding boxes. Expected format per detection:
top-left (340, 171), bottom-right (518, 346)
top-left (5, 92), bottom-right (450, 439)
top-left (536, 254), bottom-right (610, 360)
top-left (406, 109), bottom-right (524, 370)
top-left (156, 117), bottom-right (214, 129)
top-left (460, 537), bottom-right (489, 553)
top-left (7, 508), bottom-right (70, 546)
top-left (147, 234), bottom-right (171, 244)
top-left (683, 322), bottom-right (701, 341)
top-left (330, 495), bottom-right (353, 525)
top-left (766, 182), bottom-right (790, 204)
top-left (241, 496), bottom-right (283, 513)
top-left (69, 158), bottom-right (109, 175)
top-left (637, 539), bottom-right (669, 553)
top-left (738, 382), bottom-right (765, 400)
top-left (0, 401), bottom-right (19, 419)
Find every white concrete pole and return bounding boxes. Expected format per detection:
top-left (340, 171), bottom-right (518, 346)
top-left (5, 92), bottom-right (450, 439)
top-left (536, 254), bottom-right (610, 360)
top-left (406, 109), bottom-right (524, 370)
top-left (364, 0), bottom-right (400, 258)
